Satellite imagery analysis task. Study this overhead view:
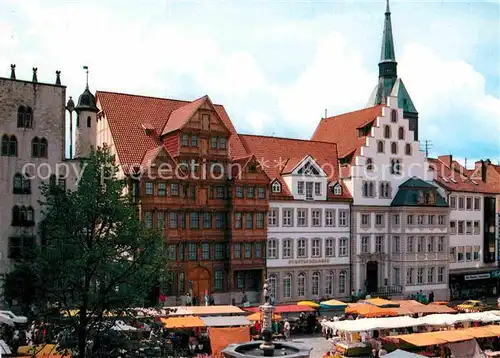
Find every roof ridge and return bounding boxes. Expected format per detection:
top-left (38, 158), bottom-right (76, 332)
top-left (324, 104), bottom-right (385, 121)
top-left (96, 90), bottom-right (224, 107)
top-left (239, 133), bottom-right (338, 146)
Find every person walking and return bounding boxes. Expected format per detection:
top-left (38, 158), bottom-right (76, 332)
top-left (283, 319), bottom-right (291, 341)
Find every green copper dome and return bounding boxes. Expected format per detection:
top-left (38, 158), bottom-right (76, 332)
top-left (75, 87), bottom-right (98, 113)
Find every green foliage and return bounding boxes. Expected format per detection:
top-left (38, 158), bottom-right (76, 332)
top-left (4, 147), bottom-right (168, 357)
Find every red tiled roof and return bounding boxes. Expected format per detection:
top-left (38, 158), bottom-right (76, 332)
top-left (161, 95), bottom-right (208, 135)
top-left (428, 157), bottom-right (498, 194)
top-left (238, 134), bottom-right (351, 200)
top-left (96, 91), bottom-right (248, 167)
top-left (311, 105), bottom-right (384, 159)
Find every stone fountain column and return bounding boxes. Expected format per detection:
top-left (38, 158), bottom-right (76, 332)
top-left (259, 281), bottom-right (275, 356)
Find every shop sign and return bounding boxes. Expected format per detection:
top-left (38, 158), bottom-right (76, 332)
top-left (464, 273), bottom-right (490, 281)
top-left (491, 270), bottom-right (500, 279)
top-left (288, 258), bottom-right (331, 265)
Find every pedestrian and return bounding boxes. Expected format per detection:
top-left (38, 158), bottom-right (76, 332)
top-left (283, 319), bottom-right (291, 341)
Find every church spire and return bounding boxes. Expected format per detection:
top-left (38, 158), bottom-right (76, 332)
top-left (380, 0), bottom-right (396, 63)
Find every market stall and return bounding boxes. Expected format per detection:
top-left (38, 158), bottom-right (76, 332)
top-left (246, 312), bottom-right (282, 322)
top-left (346, 303), bottom-right (398, 317)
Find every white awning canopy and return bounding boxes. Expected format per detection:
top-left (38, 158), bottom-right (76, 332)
top-left (200, 316), bottom-right (251, 327)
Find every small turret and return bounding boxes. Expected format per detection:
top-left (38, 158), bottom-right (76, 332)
top-left (75, 66), bottom-right (97, 158)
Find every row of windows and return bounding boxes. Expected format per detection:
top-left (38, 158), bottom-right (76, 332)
top-left (165, 242), bottom-right (263, 261)
top-left (401, 266), bottom-right (446, 285)
top-left (1, 135), bottom-right (49, 158)
top-left (374, 141), bottom-right (412, 156)
top-left (143, 182), bottom-right (267, 200)
top-left (181, 134), bottom-right (227, 149)
top-left (361, 213), bottom-right (446, 228)
top-left (163, 270), bottom-right (227, 295)
top-left (449, 220), bottom-right (481, 235)
top-left (12, 174), bottom-right (65, 195)
top-left (267, 238), bottom-right (349, 259)
top-left (143, 211), bottom-right (266, 230)
top-left (268, 271), bottom-right (348, 299)
top-left (450, 245), bottom-right (481, 262)
top-left (360, 235), bottom-right (446, 254)
top-left (268, 208), bottom-right (349, 228)
top-left (449, 195), bottom-right (481, 211)
top-left (361, 181), bottom-right (392, 198)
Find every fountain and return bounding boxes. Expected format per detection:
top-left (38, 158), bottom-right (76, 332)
top-left (222, 281), bottom-right (311, 358)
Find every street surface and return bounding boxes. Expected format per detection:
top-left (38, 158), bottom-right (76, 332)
top-left (288, 336), bottom-right (333, 358)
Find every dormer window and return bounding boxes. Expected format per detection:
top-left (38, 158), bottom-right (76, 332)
top-left (298, 161), bottom-right (319, 175)
top-left (271, 180), bottom-right (281, 193)
top-left (191, 135), bottom-right (198, 147)
top-left (219, 137), bottom-right (227, 149)
top-left (333, 184), bottom-right (342, 196)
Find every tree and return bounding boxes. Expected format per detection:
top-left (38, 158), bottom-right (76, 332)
top-left (5, 147), bottom-right (168, 357)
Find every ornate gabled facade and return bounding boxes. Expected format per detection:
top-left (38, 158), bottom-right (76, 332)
top-left (239, 135), bottom-right (352, 302)
top-left (312, 3), bottom-right (451, 300)
top-left (94, 92), bottom-right (269, 305)
top-left (429, 156), bottom-right (499, 299)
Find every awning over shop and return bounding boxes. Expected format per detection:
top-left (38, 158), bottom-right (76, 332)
top-left (297, 301), bottom-right (320, 308)
top-left (346, 303), bottom-right (397, 317)
top-left (246, 312), bottom-right (282, 321)
top-left (244, 304), bottom-right (315, 314)
top-left (166, 305), bottom-right (244, 316)
top-left (384, 349), bottom-right (427, 358)
top-left (320, 299), bottom-right (347, 309)
top-left (322, 316), bottom-right (423, 332)
top-left (200, 316), bottom-right (251, 327)
top-left (161, 316), bottom-right (205, 329)
top-left (390, 325), bottom-right (500, 346)
top-left (362, 298), bottom-right (399, 308)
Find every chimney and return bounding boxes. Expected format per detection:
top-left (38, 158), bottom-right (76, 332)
top-left (473, 160), bottom-right (487, 182)
top-left (438, 155), bottom-right (452, 168)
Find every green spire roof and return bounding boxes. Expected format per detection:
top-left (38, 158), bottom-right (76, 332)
top-left (380, 0), bottom-right (396, 63)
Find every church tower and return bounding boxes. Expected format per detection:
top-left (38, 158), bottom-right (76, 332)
top-left (75, 67), bottom-right (98, 158)
top-left (366, 0), bottom-right (419, 140)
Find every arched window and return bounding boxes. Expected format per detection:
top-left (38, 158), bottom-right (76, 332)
top-left (26, 206), bottom-right (34, 223)
top-left (268, 274), bottom-right (277, 298)
top-left (377, 141), bottom-right (384, 153)
top-left (8, 135), bottom-right (17, 156)
top-left (32, 137), bottom-right (40, 157)
top-left (363, 182), bottom-right (369, 197)
top-left (12, 206), bottom-right (20, 225)
top-left (405, 143), bottom-right (412, 156)
top-left (339, 271), bottom-right (347, 294)
top-left (40, 138), bottom-right (48, 158)
top-left (398, 127), bottom-right (404, 140)
top-left (25, 107), bottom-right (33, 128)
top-left (391, 142), bottom-right (398, 154)
top-left (391, 109), bottom-right (397, 123)
top-left (17, 106), bottom-right (25, 127)
top-left (13, 173), bottom-right (23, 193)
top-left (368, 182), bottom-right (374, 197)
top-left (384, 125), bottom-right (391, 139)
top-left (325, 271), bottom-right (334, 296)
top-left (19, 206), bottom-right (27, 223)
top-left (297, 272), bottom-right (306, 297)
top-left (366, 158), bottom-right (374, 171)
top-left (312, 272), bottom-right (320, 296)
top-left (283, 274), bottom-right (292, 299)
top-left (271, 180), bottom-right (281, 193)
top-left (1, 135), bottom-right (9, 156)
top-left (87, 116), bottom-right (92, 128)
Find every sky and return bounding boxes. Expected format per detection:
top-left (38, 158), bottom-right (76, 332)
top-left (1, 0), bottom-right (499, 166)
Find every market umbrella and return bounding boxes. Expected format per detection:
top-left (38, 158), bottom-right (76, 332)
top-left (319, 299), bottom-right (347, 309)
top-left (296, 301), bottom-right (320, 309)
top-left (346, 303), bottom-right (397, 317)
top-left (246, 312), bottom-right (282, 321)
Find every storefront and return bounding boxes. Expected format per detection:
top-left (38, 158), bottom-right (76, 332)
top-left (449, 270), bottom-right (500, 300)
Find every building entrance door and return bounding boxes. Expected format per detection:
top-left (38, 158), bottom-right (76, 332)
top-left (366, 261), bottom-right (378, 294)
top-left (188, 266), bottom-right (211, 302)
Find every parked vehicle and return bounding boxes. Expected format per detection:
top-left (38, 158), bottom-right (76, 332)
top-left (456, 300), bottom-right (489, 313)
